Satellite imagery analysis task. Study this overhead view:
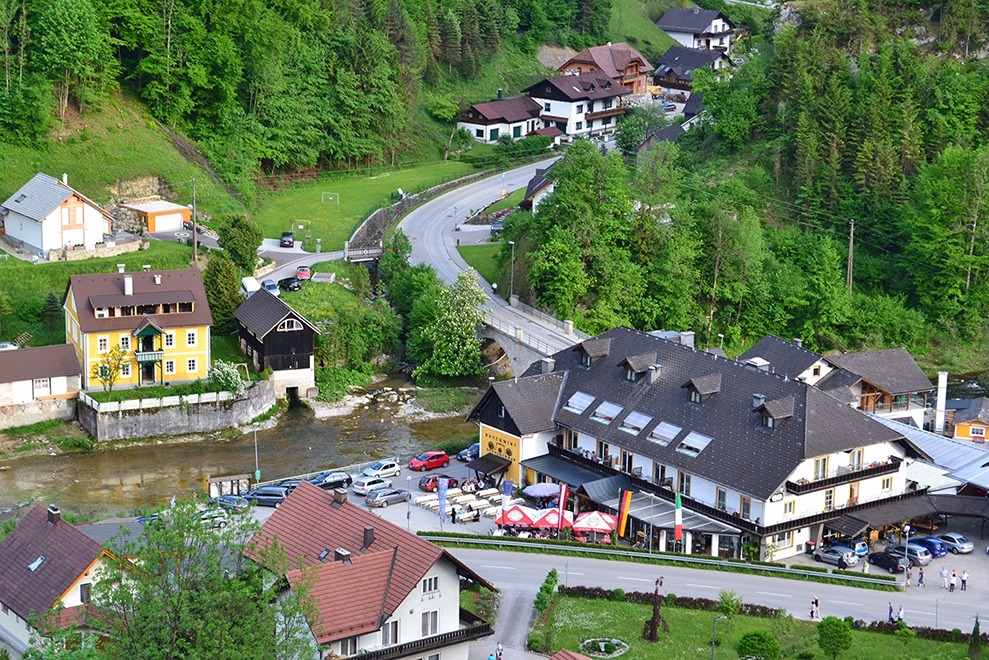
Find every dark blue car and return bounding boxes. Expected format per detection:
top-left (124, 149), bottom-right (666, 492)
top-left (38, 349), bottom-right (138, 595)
top-left (457, 442), bottom-right (480, 462)
top-left (914, 536), bottom-right (948, 558)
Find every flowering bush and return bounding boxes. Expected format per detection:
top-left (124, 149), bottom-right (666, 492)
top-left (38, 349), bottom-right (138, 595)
top-left (208, 360), bottom-right (246, 397)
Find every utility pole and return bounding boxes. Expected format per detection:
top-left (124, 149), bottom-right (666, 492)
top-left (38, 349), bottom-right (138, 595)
top-left (192, 178), bottom-right (198, 265)
top-left (846, 218), bottom-right (854, 296)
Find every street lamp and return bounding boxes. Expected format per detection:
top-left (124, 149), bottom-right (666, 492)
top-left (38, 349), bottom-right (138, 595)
top-left (903, 524), bottom-right (912, 587)
top-left (253, 429), bottom-right (261, 483)
top-left (509, 240), bottom-right (516, 302)
top-left (717, 333), bottom-right (725, 349)
top-left (711, 616), bottom-right (727, 660)
top-left (406, 476), bottom-right (413, 531)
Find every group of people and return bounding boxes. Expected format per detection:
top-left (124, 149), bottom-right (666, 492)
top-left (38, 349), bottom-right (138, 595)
top-left (888, 602), bottom-right (906, 623)
top-left (936, 566), bottom-right (968, 592)
top-left (487, 641), bottom-right (504, 660)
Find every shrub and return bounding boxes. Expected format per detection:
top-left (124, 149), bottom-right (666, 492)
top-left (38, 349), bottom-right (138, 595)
top-left (611, 588), bottom-right (625, 602)
top-left (737, 629), bottom-right (782, 660)
top-left (208, 360), bottom-right (246, 397)
top-left (718, 589), bottom-right (743, 619)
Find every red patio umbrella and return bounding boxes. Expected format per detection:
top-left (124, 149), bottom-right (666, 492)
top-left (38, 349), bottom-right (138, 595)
top-left (572, 511), bottom-right (618, 534)
top-left (495, 504), bottom-right (538, 527)
top-left (531, 508), bottom-right (574, 529)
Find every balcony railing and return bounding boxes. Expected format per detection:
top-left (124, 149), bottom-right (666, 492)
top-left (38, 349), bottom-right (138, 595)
top-left (134, 350), bottom-right (164, 363)
top-left (785, 458), bottom-right (901, 495)
top-left (347, 609), bottom-right (492, 660)
top-left (586, 107), bottom-right (625, 121)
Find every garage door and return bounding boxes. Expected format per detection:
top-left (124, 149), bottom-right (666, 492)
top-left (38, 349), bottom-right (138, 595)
top-left (151, 212), bottom-right (183, 232)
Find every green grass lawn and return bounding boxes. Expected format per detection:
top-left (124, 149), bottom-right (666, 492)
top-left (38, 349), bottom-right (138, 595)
top-left (0, 241), bottom-right (193, 346)
top-left (536, 595), bottom-right (971, 659)
top-left (458, 244), bottom-right (501, 285)
top-left (0, 94), bottom-right (244, 218)
top-left (211, 334), bottom-right (254, 375)
top-left (252, 160), bottom-right (476, 250)
top-left (278, 279), bottom-right (360, 320)
top-left (485, 188), bottom-right (525, 214)
top-left (610, 0), bottom-right (678, 59)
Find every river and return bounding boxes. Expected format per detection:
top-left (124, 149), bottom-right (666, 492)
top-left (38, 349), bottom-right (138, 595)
top-left (0, 382), bottom-right (476, 520)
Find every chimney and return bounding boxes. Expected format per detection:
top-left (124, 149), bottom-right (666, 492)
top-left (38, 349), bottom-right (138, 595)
top-left (62, 173), bottom-right (68, 185)
top-left (497, 88), bottom-right (504, 99)
top-left (362, 525), bottom-right (375, 551)
top-left (331, 488), bottom-right (347, 506)
top-left (793, 338), bottom-right (803, 348)
top-left (935, 371), bottom-right (948, 433)
top-left (679, 331), bottom-right (695, 348)
top-left (648, 364), bottom-right (661, 385)
top-left (47, 504), bottom-right (61, 525)
top-left (333, 548), bottom-right (352, 565)
top-left (752, 393), bottom-right (766, 409)
top-left (143, 264), bottom-right (151, 272)
top-left (124, 276), bottom-right (133, 296)
top-left (154, 275), bottom-right (162, 285)
top-left (540, 358), bottom-right (555, 374)
top-left (117, 263), bottom-right (126, 274)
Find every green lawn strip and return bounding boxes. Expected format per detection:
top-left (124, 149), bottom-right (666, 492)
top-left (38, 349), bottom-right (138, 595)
top-left (211, 333), bottom-right (260, 379)
top-left (484, 188), bottom-right (525, 214)
top-left (421, 534), bottom-right (899, 591)
top-left (608, 0), bottom-right (677, 59)
top-left (0, 419), bottom-right (93, 452)
top-left (458, 244), bottom-right (501, 285)
top-left (252, 160), bottom-right (476, 250)
top-left (279, 280), bottom-right (360, 320)
top-left (415, 386), bottom-right (481, 414)
top-left (536, 595), bottom-right (962, 659)
top-left (0, 241), bottom-right (193, 345)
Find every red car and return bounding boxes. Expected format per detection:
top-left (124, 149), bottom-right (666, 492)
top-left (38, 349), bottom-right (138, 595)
top-left (296, 265), bottom-right (311, 280)
top-left (418, 474), bottom-right (459, 492)
top-left (409, 451), bottom-right (450, 471)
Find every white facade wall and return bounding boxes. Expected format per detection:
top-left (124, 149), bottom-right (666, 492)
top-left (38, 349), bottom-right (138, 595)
top-left (529, 97), bottom-right (620, 139)
top-left (667, 32), bottom-right (694, 49)
top-left (458, 118), bottom-right (540, 144)
top-left (0, 602), bottom-right (31, 659)
top-left (1, 375), bottom-right (74, 405)
top-left (4, 211), bottom-right (43, 254)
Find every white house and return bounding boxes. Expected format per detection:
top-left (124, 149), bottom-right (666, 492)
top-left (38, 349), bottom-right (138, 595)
top-left (656, 7), bottom-right (735, 55)
top-left (1, 173), bottom-right (113, 258)
top-left (457, 95), bottom-right (543, 144)
top-left (0, 344), bottom-right (81, 406)
top-left (524, 73), bottom-right (629, 140)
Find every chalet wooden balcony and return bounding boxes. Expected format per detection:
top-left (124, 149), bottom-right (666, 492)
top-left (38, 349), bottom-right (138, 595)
top-left (785, 458), bottom-right (902, 495)
top-left (586, 107), bottom-right (625, 121)
top-left (134, 350), bottom-right (164, 363)
top-left (348, 609), bottom-right (492, 660)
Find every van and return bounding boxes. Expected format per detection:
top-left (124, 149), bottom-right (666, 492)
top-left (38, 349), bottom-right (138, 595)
top-left (240, 276), bottom-right (261, 298)
top-left (831, 539), bottom-right (869, 557)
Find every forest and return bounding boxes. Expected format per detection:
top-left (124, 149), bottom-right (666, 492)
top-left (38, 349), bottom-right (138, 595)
top-left (503, 0), bottom-right (989, 366)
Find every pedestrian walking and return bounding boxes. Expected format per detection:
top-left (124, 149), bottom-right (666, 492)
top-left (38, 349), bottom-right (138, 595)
top-left (940, 565), bottom-right (949, 589)
top-left (905, 566), bottom-right (912, 587)
top-left (888, 601), bottom-right (895, 623)
top-left (918, 567), bottom-right (925, 588)
top-left (898, 605), bottom-right (904, 622)
top-left (451, 507), bottom-right (457, 524)
top-left (837, 555), bottom-right (847, 570)
top-left (961, 570), bottom-right (969, 591)
top-left (812, 596), bottom-right (820, 620)
top-left (862, 560), bottom-right (868, 574)
top-left (496, 641), bottom-right (504, 660)
top-left (950, 570), bottom-right (958, 592)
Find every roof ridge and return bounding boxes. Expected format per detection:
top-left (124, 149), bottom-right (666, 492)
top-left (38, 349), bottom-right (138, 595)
top-left (377, 546), bottom-right (399, 627)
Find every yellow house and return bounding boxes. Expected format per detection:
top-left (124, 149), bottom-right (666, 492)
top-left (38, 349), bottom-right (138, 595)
top-left (949, 396), bottom-right (989, 443)
top-left (64, 267), bottom-right (213, 389)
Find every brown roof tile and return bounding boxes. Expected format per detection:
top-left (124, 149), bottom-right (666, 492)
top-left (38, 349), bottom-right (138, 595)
top-left (550, 650), bottom-right (593, 660)
top-left (66, 269), bottom-right (213, 334)
top-left (0, 505), bottom-right (104, 620)
top-left (0, 344), bottom-right (81, 384)
top-left (563, 42), bottom-right (654, 78)
top-left (469, 96), bottom-right (542, 124)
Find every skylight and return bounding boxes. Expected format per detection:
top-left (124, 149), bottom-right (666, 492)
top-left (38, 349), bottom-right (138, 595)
top-left (564, 391), bottom-right (596, 414)
top-left (648, 421), bottom-right (681, 446)
top-left (676, 431), bottom-right (714, 457)
top-left (28, 555), bottom-right (46, 572)
top-left (621, 411), bottom-right (653, 434)
top-left (591, 401), bottom-right (623, 424)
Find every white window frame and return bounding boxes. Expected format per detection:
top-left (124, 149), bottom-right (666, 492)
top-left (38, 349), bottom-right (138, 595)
top-left (164, 360), bottom-right (176, 375)
top-left (187, 358), bottom-right (198, 373)
top-left (278, 319), bottom-right (303, 332)
top-left (120, 335), bottom-right (131, 351)
top-left (381, 620), bottom-right (399, 646)
top-left (421, 610), bottom-right (438, 636)
top-left (422, 576), bottom-right (439, 593)
top-left (97, 336), bottom-right (109, 353)
top-left (971, 426), bottom-right (986, 438)
top-left (33, 378), bottom-right (51, 396)
top-left (164, 332), bottom-right (175, 348)
top-left (783, 500), bottom-right (795, 515)
top-left (186, 330), bottom-right (197, 347)
top-left (120, 363), bottom-right (131, 378)
top-left (773, 531), bottom-right (793, 548)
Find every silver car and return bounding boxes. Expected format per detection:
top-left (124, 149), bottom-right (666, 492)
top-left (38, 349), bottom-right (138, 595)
top-left (366, 488), bottom-right (411, 508)
top-left (886, 543), bottom-right (933, 566)
top-left (813, 546), bottom-right (859, 567)
top-left (937, 532), bottom-right (974, 554)
top-left (363, 460), bottom-right (402, 478)
top-left (352, 476), bottom-right (392, 495)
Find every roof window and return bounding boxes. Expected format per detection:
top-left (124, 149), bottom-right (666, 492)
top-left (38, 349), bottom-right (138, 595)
top-left (676, 431), bottom-right (713, 457)
top-left (591, 401), bottom-right (622, 424)
top-left (28, 555), bottom-right (46, 572)
top-left (648, 421), bottom-right (682, 447)
top-left (620, 411), bottom-right (653, 434)
top-left (564, 391), bottom-right (595, 414)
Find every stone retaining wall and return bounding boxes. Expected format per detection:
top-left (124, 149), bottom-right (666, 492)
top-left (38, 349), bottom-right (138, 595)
top-left (0, 398), bottom-right (77, 430)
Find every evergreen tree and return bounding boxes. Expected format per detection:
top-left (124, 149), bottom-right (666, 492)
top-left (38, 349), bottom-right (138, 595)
top-left (40, 290), bottom-right (62, 325)
top-left (203, 253), bottom-right (243, 335)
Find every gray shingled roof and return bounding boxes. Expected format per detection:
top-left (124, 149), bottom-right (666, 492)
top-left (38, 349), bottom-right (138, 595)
top-left (762, 396), bottom-right (794, 419)
top-left (656, 7), bottom-right (729, 33)
top-left (2, 173), bottom-right (111, 223)
top-left (0, 344), bottom-right (80, 384)
top-left (524, 163), bottom-right (558, 201)
top-left (520, 327), bottom-right (903, 499)
top-left (233, 289), bottom-right (317, 338)
top-left (684, 372), bottom-right (721, 396)
top-left (825, 348), bottom-right (933, 395)
top-left (525, 73), bottom-right (630, 102)
top-left (655, 46), bottom-right (727, 81)
top-left (577, 474), bottom-right (632, 504)
top-left (489, 372), bottom-right (566, 434)
top-left (814, 368), bottom-right (860, 405)
top-left (953, 397), bottom-right (989, 425)
top-left (683, 92), bottom-right (705, 119)
top-left (738, 335), bottom-right (822, 379)
top-left (578, 337), bottom-right (611, 358)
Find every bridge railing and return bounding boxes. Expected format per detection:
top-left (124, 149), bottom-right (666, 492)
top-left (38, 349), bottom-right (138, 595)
top-left (510, 298), bottom-right (590, 340)
top-left (483, 312), bottom-right (566, 356)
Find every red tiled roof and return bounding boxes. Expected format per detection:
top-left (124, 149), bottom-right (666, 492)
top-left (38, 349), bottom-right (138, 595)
top-left (0, 344), bottom-right (81, 384)
top-left (563, 42), bottom-right (654, 78)
top-left (532, 126), bottom-right (564, 137)
top-left (468, 96), bottom-right (542, 124)
top-left (550, 650), bottom-right (593, 660)
top-left (0, 505), bottom-right (104, 621)
top-left (245, 483), bottom-right (493, 644)
top-left (66, 269), bottom-right (213, 334)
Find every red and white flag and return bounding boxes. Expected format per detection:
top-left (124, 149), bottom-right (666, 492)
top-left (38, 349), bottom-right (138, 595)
top-left (558, 483), bottom-right (569, 532)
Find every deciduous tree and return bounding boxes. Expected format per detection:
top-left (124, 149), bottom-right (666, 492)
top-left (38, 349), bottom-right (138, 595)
top-left (414, 270), bottom-right (486, 378)
top-left (817, 616), bottom-right (852, 660)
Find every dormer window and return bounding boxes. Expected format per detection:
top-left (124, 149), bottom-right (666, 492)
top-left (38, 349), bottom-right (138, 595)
top-left (682, 373), bottom-right (721, 405)
top-left (812, 365), bottom-right (821, 377)
top-left (689, 389), bottom-right (702, 404)
top-left (581, 353), bottom-right (592, 368)
top-left (754, 396), bottom-right (793, 431)
top-left (625, 367), bottom-right (636, 382)
top-left (761, 414), bottom-right (775, 430)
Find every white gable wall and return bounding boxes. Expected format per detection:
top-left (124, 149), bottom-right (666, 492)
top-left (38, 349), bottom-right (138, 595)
top-left (4, 210), bottom-right (43, 255)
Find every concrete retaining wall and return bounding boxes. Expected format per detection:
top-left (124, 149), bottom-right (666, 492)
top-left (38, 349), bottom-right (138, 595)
top-left (0, 398), bottom-right (77, 430)
top-left (62, 239), bottom-right (143, 261)
top-left (77, 380), bottom-right (276, 441)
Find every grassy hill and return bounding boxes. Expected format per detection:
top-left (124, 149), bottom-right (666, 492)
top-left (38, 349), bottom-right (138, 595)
top-left (609, 0), bottom-right (678, 59)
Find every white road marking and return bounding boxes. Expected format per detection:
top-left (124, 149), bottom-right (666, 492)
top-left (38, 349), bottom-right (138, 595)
top-left (686, 583), bottom-right (720, 589)
top-left (757, 592), bottom-right (793, 598)
top-left (828, 600), bottom-right (863, 606)
top-left (481, 565), bottom-right (517, 570)
top-left (910, 610), bottom-right (936, 616)
top-left (618, 577), bottom-right (654, 582)
top-left (566, 572), bottom-right (584, 576)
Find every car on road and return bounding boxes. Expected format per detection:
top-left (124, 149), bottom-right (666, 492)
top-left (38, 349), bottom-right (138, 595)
top-left (309, 471), bottom-right (353, 490)
top-left (353, 476), bottom-right (392, 495)
top-left (937, 532), bottom-right (974, 554)
top-left (278, 276), bottom-right (302, 291)
top-left (409, 450), bottom-right (450, 471)
top-left (490, 221), bottom-right (504, 236)
top-left (868, 551), bottom-right (908, 574)
top-left (245, 486), bottom-right (289, 508)
top-left (200, 508), bottom-right (229, 528)
top-left (914, 536), bottom-right (949, 558)
top-left (366, 488), bottom-right (411, 508)
top-left (280, 231), bottom-right (295, 247)
top-left (457, 442), bottom-right (480, 462)
top-left (813, 546), bottom-right (859, 566)
top-left (210, 494), bottom-right (250, 512)
top-left (418, 474), bottom-right (459, 493)
top-left (885, 543), bottom-right (933, 566)
top-left (262, 279), bottom-right (281, 297)
top-left (363, 460), bottom-right (402, 478)
top-left (296, 265), bottom-right (311, 280)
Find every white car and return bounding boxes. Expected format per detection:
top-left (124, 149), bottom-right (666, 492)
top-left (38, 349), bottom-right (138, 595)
top-left (363, 460), bottom-right (401, 478)
top-left (352, 476), bottom-right (393, 495)
top-left (261, 279), bottom-right (281, 297)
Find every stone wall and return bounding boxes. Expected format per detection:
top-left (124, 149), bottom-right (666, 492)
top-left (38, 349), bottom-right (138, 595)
top-left (77, 379), bottom-right (276, 441)
top-left (61, 238), bottom-right (143, 262)
top-left (0, 398), bottom-right (77, 430)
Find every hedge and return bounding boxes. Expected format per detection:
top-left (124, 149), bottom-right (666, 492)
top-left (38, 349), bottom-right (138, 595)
top-left (558, 585), bottom-right (782, 619)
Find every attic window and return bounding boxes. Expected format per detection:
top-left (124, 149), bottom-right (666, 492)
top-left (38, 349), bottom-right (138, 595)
top-left (564, 391), bottom-right (595, 414)
top-left (95, 308), bottom-right (108, 319)
top-left (621, 411), bottom-right (652, 434)
top-left (649, 421), bottom-right (681, 447)
top-left (545, 86), bottom-right (551, 94)
top-left (581, 353), bottom-right (592, 368)
top-left (591, 401), bottom-right (622, 424)
top-left (28, 555), bottom-right (46, 572)
top-left (14, 194), bottom-right (25, 203)
top-left (676, 431), bottom-right (713, 457)
top-left (318, 549), bottom-right (330, 561)
top-left (277, 319), bottom-right (303, 332)
top-left (625, 367), bottom-right (637, 382)
top-left (689, 389), bottom-right (702, 404)
top-left (761, 414), bottom-right (775, 430)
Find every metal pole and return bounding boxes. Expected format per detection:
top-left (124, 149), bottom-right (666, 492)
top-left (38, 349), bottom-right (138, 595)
top-left (406, 476), bottom-right (412, 531)
top-left (509, 240), bottom-right (516, 300)
top-left (191, 178), bottom-right (198, 264)
top-left (903, 524), bottom-right (911, 587)
top-left (253, 429), bottom-right (260, 482)
top-left (712, 616), bottom-right (726, 660)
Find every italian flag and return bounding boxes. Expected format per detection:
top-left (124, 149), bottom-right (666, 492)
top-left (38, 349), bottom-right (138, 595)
top-left (674, 492), bottom-right (683, 541)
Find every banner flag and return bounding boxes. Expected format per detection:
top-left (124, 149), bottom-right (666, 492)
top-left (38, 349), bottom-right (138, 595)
top-left (674, 492), bottom-right (683, 542)
top-left (617, 489), bottom-right (633, 536)
top-left (438, 478), bottom-right (449, 524)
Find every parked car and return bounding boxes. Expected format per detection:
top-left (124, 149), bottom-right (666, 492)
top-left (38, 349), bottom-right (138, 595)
top-left (366, 488), bottom-right (411, 508)
top-left (199, 508), bottom-right (229, 528)
top-left (363, 460), bottom-right (402, 478)
top-left (296, 265), bottom-right (311, 280)
top-left (352, 476), bottom-right (392, 495)
top-left (409, 451), bottom-right (450, 471)
top-left (885, 543), bottom-right (933, 566)
top-left (662, 101), bottom-right (677, 113)
top-left (280, 231), bottom-right (295, 247)
top-left (914, 536), bottom-right (949, 558)
top-left (418, 474), bottom-right (459, 493)
top-left (457, 442), bottom-right (480, 462)
top-left (868, 551), bottom-right (908, 574)
top-left (936, 532), bottom-right (974, 554)
top-left (134, 513), bottom-right (161, 524)
top-left (210, 495), bottom-right (250, 512)
top-left (490, 221), bottom-right (504, 236)
top-left (262, 279), bottom-right (281, 297)
top-left (813, 546), bottom-right (859, 566)
top-left (0, 342), bottom-right (19, 351)
top-left (309, 471), bottom-right (353, 490)
top-left (278, 276), bottom-right (302, 291)
top-left (276, 479), bottom-right (303, 492)
top-left (827, 539), bottom-right (869, 557)
top-left (245, 486), bottom-right (289, 508)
